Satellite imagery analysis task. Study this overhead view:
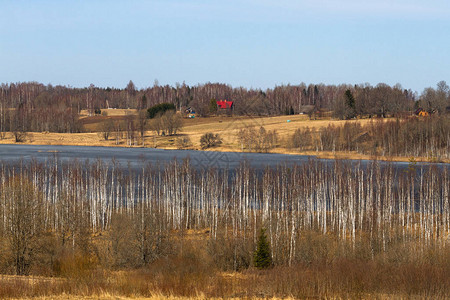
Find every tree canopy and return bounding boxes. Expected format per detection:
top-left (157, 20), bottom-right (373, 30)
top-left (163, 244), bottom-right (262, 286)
top-left (147, 103), bottom-right (176, 119)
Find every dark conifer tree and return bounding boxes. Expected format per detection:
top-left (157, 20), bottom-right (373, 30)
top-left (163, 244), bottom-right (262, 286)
top-left (254, 228), bottom-right (272, 269)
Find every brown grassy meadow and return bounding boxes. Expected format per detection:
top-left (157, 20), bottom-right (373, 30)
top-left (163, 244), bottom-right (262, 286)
top-left (1, 234), bottom-right (449, 299)
top-left (1, 109), bottom-right (434, 163)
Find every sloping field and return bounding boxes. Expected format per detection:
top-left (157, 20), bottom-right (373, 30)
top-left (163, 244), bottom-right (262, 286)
top-left (0, 114), bottom-right (373, 148)
top-left (180, 114), bottom-right (377, 148)
top-left (1, 113), bottom-right (437, 162)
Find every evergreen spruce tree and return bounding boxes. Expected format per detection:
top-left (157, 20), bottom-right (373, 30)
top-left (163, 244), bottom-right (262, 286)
top-left (141, 95), bottom-right (147, 109)
top-left (254, 228), bottom-right (272, 269)
top-left (209, 98), bottom-right (218, 114)
top-left (344, 89), bottom-right (356, 118)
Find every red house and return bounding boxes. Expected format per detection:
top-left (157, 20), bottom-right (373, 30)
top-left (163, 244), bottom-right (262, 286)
top-left (216, 100), bottom-right (234, 109)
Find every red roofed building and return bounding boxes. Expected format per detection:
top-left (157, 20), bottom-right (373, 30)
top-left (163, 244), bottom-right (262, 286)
top-left (216, 100), bottom-right (234, 116)
top-left (216, 100), bottom-right (233, 109)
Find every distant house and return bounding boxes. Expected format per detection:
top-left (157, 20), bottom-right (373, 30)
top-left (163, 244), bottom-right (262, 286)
top-left (415, 108), bottom-right (429, 117)
top-left (216, 100), bottom-right (234, 115)
top-left (299, 105), bottom-right (315, 115)
top-left (185, 107), bottom-right (196, 118)
top-left (299, 105), bottom-right (317, 119)
top-left (216, 100), bottom-right (233, 109)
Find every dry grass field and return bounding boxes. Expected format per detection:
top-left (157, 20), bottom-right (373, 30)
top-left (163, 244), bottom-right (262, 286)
top-left (180, 114), bottom-right (375, 150)
top-left (79, 108), bottom-right (138, 117)
top-left (0, 273), bottom-right (297, 300)
top-left (0, 110), bottom-right (446, 162)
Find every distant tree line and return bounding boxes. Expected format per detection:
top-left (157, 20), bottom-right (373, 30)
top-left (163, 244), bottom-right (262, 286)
top-left (0, 80), bottom-right (448, 134)
top-left (334, 81), bottom-right (449, 119)
top-left (287, 117), bottom-right (450, 160)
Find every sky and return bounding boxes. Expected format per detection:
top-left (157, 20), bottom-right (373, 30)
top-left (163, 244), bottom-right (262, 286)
top-left (1, 0), bottom-right (449, 93)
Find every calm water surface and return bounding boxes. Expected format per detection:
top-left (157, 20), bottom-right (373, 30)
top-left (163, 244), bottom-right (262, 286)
top-left (0, 144), bottom-right (444, 173)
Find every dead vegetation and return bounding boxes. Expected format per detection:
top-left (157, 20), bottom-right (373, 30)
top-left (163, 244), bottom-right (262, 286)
top-left (2, 112), bottom-right (449, 163)
top-left (0, 159), bottom-right (448, 298)
top-left (0, 237), bottom-right (448, 299)
top-left (287, 117), bottom-right (450, 161)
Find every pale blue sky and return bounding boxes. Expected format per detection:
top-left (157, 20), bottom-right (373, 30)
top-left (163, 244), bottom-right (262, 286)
top-left (1, 0), bottom-right (449, 93)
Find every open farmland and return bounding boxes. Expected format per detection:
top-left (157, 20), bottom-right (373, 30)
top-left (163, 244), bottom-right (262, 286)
top-left (0, 110), bottom-right (419, 162)
top-left (179, 114), bottom-right (378, 149)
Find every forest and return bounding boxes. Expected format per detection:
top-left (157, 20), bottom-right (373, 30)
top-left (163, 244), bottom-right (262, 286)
top-left (287, 116), bottom-right (450, 160)
top-left (1, 80), bottom-right (449, 134)
top-left (0, 158), bottom-right (448, 298)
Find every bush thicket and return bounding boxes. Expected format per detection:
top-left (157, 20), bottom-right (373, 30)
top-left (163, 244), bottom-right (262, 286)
top-left (288, 117), bottom-right (450, 159)
top-left (147, 103), bottom-right (176, 119)
top-left (200, 132), bottom-right (222, 149)
top-left (149, 110), bottom-right (183, 136)
top-left (237, 126), bottom-right (278, 152)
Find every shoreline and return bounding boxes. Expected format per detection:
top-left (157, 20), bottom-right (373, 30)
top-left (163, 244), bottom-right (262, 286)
top-left (1, 139), bottom-right (448, 164)
top-left (2, 115), bottom-right (447, 164)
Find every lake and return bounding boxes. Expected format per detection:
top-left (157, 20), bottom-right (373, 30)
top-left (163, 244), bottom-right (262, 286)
top-left (0, 144), bottom-right (441, 172)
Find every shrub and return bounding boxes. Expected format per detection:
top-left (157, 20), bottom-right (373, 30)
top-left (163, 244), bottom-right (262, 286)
top-left (150, 111), bottom-right (183, 136)
top-left (147, 103), bottom-right (176, 119)
top-left (98, 119), bottom-right (115, 140)
top-left (176, 136), bottom-right (193, 149)
top-left (289, 127), bottom-right (312, 151)
top-left (237, 126), bottom-right (278, 152)
top-left (207, 235), bottom-right (252, 271)
top-left (200, 133), bottom-right (222, 149)
top-left (317, 125), bottom-right (336, 151)
top-left (13, 130), bottom-right (28, 142)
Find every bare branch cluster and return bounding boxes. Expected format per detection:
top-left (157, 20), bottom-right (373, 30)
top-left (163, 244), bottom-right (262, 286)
top-left (149, 111), bottom-right (182, 136)
top-left (0, 158), bottom-right (448, 274)
top-left (200, 133), bottom-right (222, 149)
top-left (237, 126), bottom-right (278, 152)
top-left (287, 117), bottom-right (450, 159)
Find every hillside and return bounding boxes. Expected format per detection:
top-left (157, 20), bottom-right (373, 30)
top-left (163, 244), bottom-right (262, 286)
top-left (1, 110), bottom-right (448, 163)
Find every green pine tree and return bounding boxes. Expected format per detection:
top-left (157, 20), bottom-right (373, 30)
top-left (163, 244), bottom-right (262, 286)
top-left (141, 95), bottom-right (147, 109)
top-left (344, 89), bottom-right (356, 118)
top-left (209, 98), bottom-right (218, 114)
top-left (254, 228), bottom-right (272, 269)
